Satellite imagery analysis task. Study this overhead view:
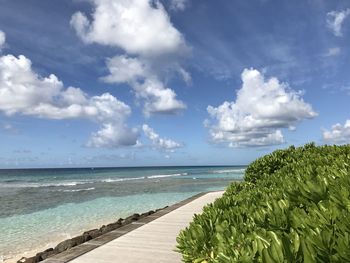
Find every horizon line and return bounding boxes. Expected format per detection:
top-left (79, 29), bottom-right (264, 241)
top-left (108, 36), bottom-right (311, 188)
top-left (0, 164), bottom-right (248, 171)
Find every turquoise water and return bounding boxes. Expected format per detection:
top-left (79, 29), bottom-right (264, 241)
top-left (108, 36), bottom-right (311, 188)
top-left (0, 166), bottom-right (245, 260)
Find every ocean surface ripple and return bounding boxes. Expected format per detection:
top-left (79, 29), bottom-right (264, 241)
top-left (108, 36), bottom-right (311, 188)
top-left (0, 166), bottom-right (245, 261)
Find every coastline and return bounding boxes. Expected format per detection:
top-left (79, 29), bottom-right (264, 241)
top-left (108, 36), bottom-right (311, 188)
top-left (9, 192), bottom-right (208, 263)
top-left (0, 166), bottom-right (243, 262)
top-left (8, 208), bottom-right (165, 263)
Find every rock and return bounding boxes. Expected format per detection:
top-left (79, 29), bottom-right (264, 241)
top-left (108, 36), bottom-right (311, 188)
top-left (123, 213), bottom-right (140, 224)
top-left (83, 229), bottom-right (100, 239)
top-left (99, 225), bottom-right (108, 235)
top-left (109, 221), bottom-right (122, 228)
top-left (54, 238), bottom-right (77, 254)
top-left (141, 210), bottom-right (154, 217)
top-left (17, 257), bottom-right (36, 263)
top-left (17, 208), bottom-right (167, 263)
top-left (44, 248), bottom-right (54, 253)
top-left (100, 221), bottom-right (122, 234)
top-left (17, 257), bottom-right (27, 263)
top-left (35, 248), bottom-right (54, 261)
top-left (71, 235), bottom-right (86, 246)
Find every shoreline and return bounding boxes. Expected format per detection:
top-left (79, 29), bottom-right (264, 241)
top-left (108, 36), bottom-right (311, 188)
top-left (10, 192), bottom-right (209, 263)
top-left (10, 208), bottom-right (166, 263)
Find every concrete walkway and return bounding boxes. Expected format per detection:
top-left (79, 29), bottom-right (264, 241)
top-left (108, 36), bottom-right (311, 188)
top-left (65, 191), bottom-right (223, 263)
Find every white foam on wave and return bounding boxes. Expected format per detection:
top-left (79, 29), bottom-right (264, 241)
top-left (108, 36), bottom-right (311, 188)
top-left (0, 181), bottom-right (92, 189)
top-left (38, 181), bottom-right (90, 187)
top-left (147, 173), bottom-right (187, 179)
top-left (0, 172), bottom-right (190, 189)
top-left (59, 187), bottom-right (95, 193)
top-left (101, 173), bottom-right (187, 182)
top-left (212, 168), bottom-right (246, 174)
top-left (101, 177), bottom-right (145, 183)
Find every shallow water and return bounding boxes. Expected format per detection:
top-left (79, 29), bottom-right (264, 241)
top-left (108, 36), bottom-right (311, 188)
top-left (0, 166), bottom-right (245, 260)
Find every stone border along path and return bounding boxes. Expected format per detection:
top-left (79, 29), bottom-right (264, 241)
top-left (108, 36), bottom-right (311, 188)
top-left (41, 191), bottom-right (224, 263)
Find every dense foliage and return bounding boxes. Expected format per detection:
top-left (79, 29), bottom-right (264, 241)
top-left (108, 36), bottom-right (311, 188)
top-left (177, 144), bottom-right (350, 262)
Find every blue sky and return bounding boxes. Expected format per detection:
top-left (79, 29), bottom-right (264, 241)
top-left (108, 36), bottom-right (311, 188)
top-left (0, 0), bottom-right (349, 168)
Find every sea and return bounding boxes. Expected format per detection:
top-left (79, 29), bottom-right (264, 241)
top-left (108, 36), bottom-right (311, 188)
top-left (0, 166), bottom-right (245, 261)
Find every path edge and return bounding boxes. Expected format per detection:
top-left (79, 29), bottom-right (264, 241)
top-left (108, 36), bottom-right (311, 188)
top-left (39, 191), bottom-right (214, 263)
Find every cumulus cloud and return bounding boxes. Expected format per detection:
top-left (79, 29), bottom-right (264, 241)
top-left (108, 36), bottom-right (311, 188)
top-left (101, 55), bottom-right (148, 84)
top-left (142, 124), bottom-right (182, 152)
top-left (102, 55), bottom-right (186, 116)
top-left (0, 30), bottom-right (5, 50)
top-left (170, 0), bottom-right (188, 11)
top-left (70, 0), bottom-right (186, 56)
top-left (208, 128), bottom-right (285, 148)
top-left (327, 9), bottom-right (350, 37)
top-left (0, 54), bottom-right (120, 121)
top-left (205, 68), bottom-right (317, 147)
top-left (71, 0), bottom-right (188, 116)
top-left (134, 78), bottom-right (186, 116)
top-left (87, 123), bottom-right (139, 148)
top-left (0, 39), bottom-right (138, 147)
top-left (323, 120), bottom-right (350, 144)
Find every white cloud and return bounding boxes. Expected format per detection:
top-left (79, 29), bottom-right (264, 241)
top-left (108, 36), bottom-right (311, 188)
top-left (135, 78), bottom-right (186, 116)
top-left (142, 124), bottom-right (182, 151)
top-left (0, 52), bottom-right (138, 147)
top-left (102, 55), bottom-right (186, 116)
top-left (0, 54), bottom-right (118, 121)
top-left (0, 54), bottom-right (62, 116)
top-left (70, 0), bottom-right (186, 56)
top-left (206, 68), bottom-right (317, 147)
top-left (87, 123), bottom-right (139, 148)
top-left (101, 55), bottom-right (147, 84)
top-left (208, 129), bottom-right (285, 148)
top-left (327, 9), bottom-right (350, 37)
top-left (325, 47), bottom-right (341, 57)
top-left (170, 0), bottom-right (188, 11)
top-left (323, 120), bottom-right (350, 144)
top-left (0, 30), bottom-right (5, 50)
top-left (178, 67), bottom-right (192, 85)
top-left (71, 0), bottom-right (189, 116)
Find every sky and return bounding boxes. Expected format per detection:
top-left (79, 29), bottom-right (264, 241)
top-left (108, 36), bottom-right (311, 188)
top-left (0, 0), bottom-right (349, 168)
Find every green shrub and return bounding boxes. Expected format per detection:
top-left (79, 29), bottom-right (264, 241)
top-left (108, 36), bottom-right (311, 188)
top-left (177, 144), bottom-right (350, 262)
